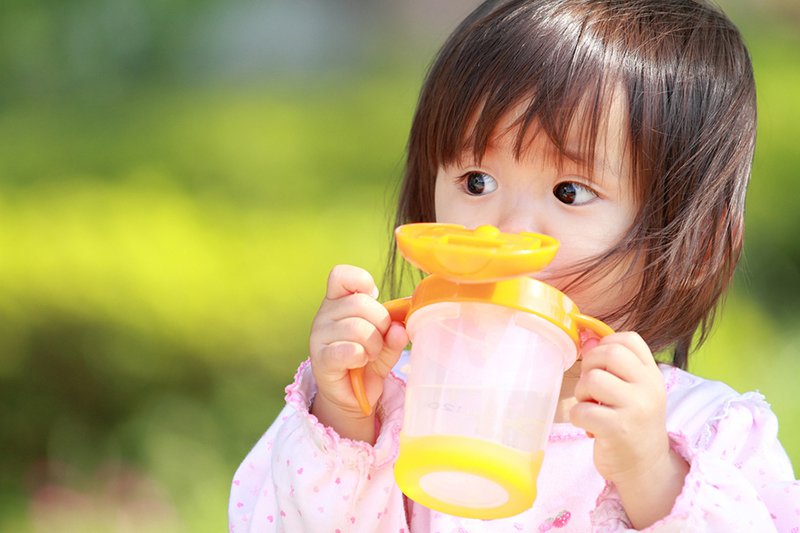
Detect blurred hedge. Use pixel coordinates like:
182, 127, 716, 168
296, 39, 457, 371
0, 78, 414, 531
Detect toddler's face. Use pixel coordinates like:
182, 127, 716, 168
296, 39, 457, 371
434, 95, 639, 321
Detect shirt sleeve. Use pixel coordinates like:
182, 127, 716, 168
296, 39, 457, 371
228, 359, 410, 532
591, 391, 800, 532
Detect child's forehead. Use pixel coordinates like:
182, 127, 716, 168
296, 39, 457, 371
453, 91, 631, 176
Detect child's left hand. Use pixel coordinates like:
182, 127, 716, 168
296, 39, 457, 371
569, 332, 673, 488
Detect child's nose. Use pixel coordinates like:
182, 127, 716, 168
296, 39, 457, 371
497, 204, 548, 236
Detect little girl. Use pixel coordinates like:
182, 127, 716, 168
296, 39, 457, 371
230, 0, 800, 531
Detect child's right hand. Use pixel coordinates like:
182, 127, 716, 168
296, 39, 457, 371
309, 265, 408, 441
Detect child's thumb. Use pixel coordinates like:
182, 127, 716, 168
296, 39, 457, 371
381, 322, 409, 364
580, 336, 600, 357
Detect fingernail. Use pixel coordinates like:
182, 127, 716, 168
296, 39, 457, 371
581, 337, 600, 354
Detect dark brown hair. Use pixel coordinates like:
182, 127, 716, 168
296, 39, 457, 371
386, 0, 755, 368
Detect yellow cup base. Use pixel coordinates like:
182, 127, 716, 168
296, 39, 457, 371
394, 435, 544, 519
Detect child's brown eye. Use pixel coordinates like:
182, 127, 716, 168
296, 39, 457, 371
462, 171, 498, 196
553, 181, 596, 205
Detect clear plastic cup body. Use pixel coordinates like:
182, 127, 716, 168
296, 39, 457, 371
401, 301, 576, 454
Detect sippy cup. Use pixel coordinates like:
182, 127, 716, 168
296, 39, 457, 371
350, 223, 612, 519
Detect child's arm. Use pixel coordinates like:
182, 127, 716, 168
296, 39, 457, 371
308, 265, 408, 443
570, 332, 687, 529
229, 359, 411, 531
572, 333, 800, 531
228, 265, 412, 531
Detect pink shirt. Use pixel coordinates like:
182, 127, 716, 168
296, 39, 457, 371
230, 357, 800, 532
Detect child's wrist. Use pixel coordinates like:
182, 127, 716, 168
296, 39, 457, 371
610, 447, 669, 490
612, 447, 689, 529
311, 393, 378, 444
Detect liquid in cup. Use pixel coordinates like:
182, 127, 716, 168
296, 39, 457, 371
394, 301, 578, 518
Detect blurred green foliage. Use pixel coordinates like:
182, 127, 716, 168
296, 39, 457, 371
0, 1, 798, 531
0, 79, 411, 531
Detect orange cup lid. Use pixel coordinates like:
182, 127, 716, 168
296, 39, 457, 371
393, 275, 613, 346
395, 223, 559, 283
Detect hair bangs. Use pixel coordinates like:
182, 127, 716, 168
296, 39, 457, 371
426, 1, 625, 177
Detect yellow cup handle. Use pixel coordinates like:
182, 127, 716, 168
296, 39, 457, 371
573, 313, 615, 341
349, 297, 412, 416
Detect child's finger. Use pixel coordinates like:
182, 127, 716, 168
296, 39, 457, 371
369, 322, 409, 378
325, 265, 379, 300
382, 322, 409, 359
321, 317, 385, 360
315, 341, 369, 374
574, 367, 631, 407
569, 400, 617, 438
580, 342, 642, 384
599, 332, 654, 368
579, 336, 600, 356
323, 292, 392, 335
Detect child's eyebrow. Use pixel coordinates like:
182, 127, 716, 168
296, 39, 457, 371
545, 142, 596, 173
560, 141, 623, 182
450, 138, 623, 183
450, 147, 485, 166
559, 145, 590, 166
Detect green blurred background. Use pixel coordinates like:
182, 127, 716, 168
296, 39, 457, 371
0, 1, 797, 531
